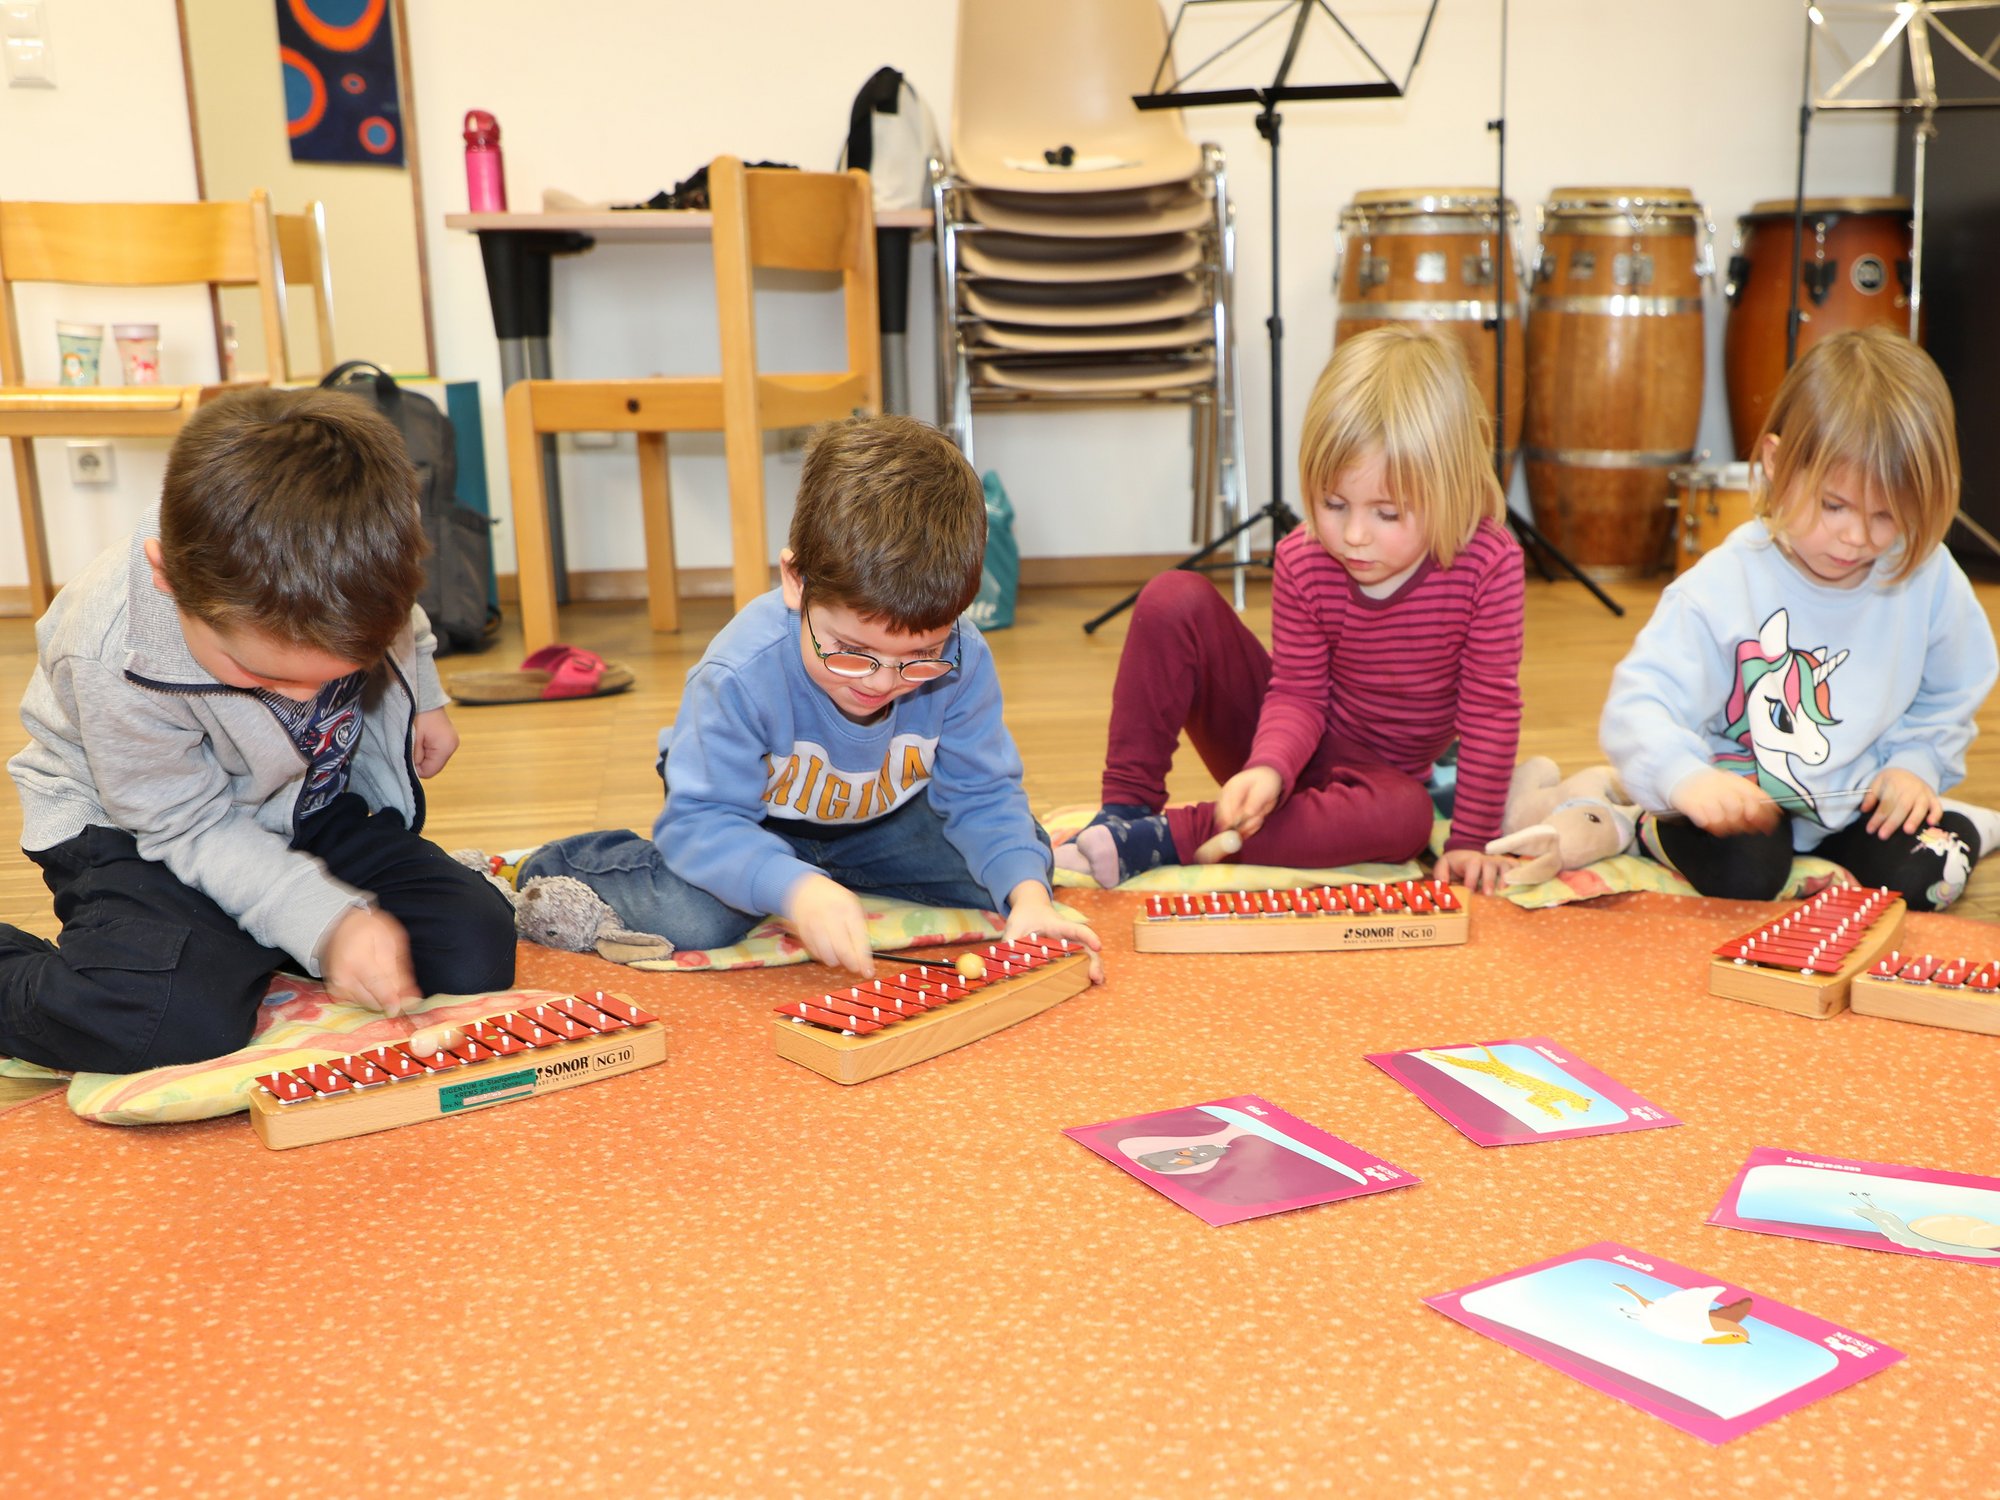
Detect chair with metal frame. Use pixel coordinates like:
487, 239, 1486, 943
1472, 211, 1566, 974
502, 156, 880, 652
934, 0, 1247, 578
0, 190, 284, 614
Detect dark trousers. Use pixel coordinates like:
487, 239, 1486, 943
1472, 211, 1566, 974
1099, 571, 1436, 867
1655, 810, 1982, 911
0, 794, 517, 1075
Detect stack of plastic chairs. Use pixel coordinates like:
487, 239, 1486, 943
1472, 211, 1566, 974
933, 0, 1246, 547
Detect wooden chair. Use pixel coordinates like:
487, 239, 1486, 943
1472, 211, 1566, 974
0, 191, 283, 613
275, 201, 336, 380
503, 156, 880, 651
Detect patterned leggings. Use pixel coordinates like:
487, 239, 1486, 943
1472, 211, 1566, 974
1652, 811, 1981, 911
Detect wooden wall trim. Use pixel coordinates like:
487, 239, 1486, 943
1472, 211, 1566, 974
0, 555, 1202, 619
487, 553, 1199, 606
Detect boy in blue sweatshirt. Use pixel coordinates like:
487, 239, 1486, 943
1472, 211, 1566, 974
519, 415, 1101, 978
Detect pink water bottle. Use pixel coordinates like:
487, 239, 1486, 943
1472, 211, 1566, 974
463, 110, 508, 213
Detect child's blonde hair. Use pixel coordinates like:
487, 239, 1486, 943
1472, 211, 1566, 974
1752, 326, 1958, 582
1298, 324, 1506, 566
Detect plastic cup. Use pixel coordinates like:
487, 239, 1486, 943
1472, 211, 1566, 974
112, 322, 161, 385
55, 321, 103, 386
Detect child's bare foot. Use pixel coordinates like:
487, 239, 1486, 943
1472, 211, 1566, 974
1053, 840, 1100, 880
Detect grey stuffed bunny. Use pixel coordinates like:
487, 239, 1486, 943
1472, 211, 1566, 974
453, 852, 673, 963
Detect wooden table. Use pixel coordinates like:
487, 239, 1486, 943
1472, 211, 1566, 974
445, 208, 932, 597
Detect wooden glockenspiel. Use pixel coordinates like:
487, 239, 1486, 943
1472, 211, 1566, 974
1850, 950, 2000, 1036
247, 991, 665, 1149
773, 937, 1092, 1085
1707, 886, 1905, 1018
1133, 879, 1469, 954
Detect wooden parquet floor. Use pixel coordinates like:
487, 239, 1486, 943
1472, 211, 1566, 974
1, 569, 1996, 935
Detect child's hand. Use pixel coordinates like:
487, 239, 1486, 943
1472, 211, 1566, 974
1671, 769, 1780, 836
785, 874, 875, 978
1434, 847, 1512, 895
412, 706, 460, 778
1003, 881, 1105, 983
1215, 765, 1284, 838
321, 906, 420, 1016
1861, 768, 1941, 838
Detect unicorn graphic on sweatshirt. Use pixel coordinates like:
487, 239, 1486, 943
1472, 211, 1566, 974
1916, 824, 1973, 908
1715, 609, 1848, 823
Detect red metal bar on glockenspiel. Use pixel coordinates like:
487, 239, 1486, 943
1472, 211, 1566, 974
1852, 947, 2000, 1035
245, 990, 666, 1150
1712, 886, 1896, 975
772, 937, 1092, 1085
1706, 887, 1906, 1019
775, 939, 1066, 1036
1135, 879, 1469, 954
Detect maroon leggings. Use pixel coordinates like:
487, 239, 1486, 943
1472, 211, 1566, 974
1101, 572, 1436, 867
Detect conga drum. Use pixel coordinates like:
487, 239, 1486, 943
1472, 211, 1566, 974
1723, 196, 1917, 457
1525, 187, 1710, 578
1669, 461, 1754, 576
1334, 189, 1526, 481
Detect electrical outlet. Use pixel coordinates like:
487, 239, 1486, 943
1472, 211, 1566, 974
68, 441, 114, 485
569, 430, 617, 450
2, 1, 54, 88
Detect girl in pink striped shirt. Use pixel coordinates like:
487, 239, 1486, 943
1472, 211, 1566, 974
1057, 326, 1526, 893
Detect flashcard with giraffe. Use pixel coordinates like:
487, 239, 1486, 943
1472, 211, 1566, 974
1425, 1242, 1903, 1444
1063, 1095, 1418, 1227
1364, 1036, 1679, 1146
1710, 1147, 2000, 1267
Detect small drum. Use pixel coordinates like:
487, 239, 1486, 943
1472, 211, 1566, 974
1723, 196, 1917, 458
1333, 189, 1527, 480
1670, 461, 1754, 576
1524, 187, 1711, 579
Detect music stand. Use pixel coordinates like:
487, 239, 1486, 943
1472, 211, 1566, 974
1792, 1, 2000, 562
1082, 0, 1436, 634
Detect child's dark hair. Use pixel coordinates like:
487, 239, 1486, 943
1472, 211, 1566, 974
787, 414, 985, 632
157, 387, 427, 663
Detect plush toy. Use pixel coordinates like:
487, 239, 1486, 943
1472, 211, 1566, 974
453, 852, 674, 963
1482, 756, 1641, 887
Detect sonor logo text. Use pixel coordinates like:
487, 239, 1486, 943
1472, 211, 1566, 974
536, 1056, 592, 1084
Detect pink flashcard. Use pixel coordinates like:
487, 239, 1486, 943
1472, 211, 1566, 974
1064, 1095, 1417, 1227
1709, 1146, 2000, 1267
1425, 1242, 1902, 1444
1364, 1035, 1678, 1146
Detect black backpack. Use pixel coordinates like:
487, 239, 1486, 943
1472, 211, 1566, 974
319, 361, 499, 655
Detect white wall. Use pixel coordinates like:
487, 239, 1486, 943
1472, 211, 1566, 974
0, 1, 1901, 593
400, 0, 962, 581
182, 0, 430, 379
0, 0, 204, 589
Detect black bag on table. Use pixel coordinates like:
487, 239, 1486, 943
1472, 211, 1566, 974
319, 361, 499, 655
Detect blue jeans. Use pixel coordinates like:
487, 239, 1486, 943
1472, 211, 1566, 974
520, 794, 1048, 951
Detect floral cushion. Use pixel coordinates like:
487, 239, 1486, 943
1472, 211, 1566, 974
0, 977, 584, 1126
1496, 853, 1853, 908
627, 897, 1008, 971
1041, 802, 1851, 909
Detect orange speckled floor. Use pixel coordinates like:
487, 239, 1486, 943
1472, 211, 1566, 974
2, 890, 1996, 1497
